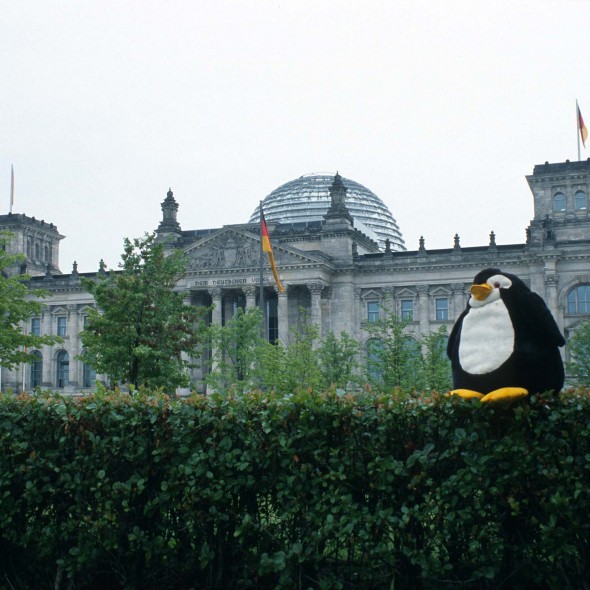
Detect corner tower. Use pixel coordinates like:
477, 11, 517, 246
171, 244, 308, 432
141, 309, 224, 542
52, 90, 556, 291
0, 213, 64, 276
526, 159, 590, 245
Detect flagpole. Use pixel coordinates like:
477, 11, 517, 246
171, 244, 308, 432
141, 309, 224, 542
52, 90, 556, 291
577, 100, 581, 161
259, 202, 265, 339
10, 165, 14, 213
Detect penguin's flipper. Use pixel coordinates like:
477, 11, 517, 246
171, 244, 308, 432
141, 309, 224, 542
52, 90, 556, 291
480, 387, 528, 404
518, 292, 566, 347
449, 389, 484, 400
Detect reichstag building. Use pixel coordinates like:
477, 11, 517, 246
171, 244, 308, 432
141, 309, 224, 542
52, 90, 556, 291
2, 159, 590, 393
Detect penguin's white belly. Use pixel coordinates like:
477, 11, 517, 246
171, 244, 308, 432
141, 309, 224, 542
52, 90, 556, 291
459, 299, 514, 374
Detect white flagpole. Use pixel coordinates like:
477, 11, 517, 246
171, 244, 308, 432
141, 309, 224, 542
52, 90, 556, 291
577, 100, 581, 161
10, 165, 14, 213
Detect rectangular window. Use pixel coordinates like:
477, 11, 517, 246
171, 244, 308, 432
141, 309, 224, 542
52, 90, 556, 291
57, 316, 67, 337
435, 298, 449, 321
400, 299, 413, 320
31, 317, 41, 336
367, 301, 380, 322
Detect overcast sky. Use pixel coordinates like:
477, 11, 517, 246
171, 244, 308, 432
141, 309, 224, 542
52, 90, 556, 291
1, 0, 589, 272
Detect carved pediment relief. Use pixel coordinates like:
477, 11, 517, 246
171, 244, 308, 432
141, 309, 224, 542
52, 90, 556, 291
185, 228, 324, 271
186, 231, 258, 270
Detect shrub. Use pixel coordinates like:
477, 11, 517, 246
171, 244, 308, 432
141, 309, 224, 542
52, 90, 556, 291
1, 388, 589, 589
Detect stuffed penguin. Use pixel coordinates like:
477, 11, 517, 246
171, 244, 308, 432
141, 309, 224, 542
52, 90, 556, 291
447, 268, 565, 403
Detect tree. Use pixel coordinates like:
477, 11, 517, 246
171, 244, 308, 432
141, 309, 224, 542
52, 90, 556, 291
418, 325, 452, 392
565, 320, 590, 385
79, 234, 207, 390
316, 331, 360, 390
0, 234, 62, 369
206, 307, 271, 394
259, 310, 324, 394
363, 311, 421, 393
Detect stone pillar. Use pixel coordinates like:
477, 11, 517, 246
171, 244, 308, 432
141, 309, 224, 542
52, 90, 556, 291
210, 288, 223, 326
545, 274, 559, 321
276, 286, 289, 344
417, 285, 430, 337
353, 288, 362, 340
382, 286, 395, 315
68, 305, 80, 388
451, 283, 466, 321
308, 283, 324, 337
41, 309, 53, 388
243, 286, 257, 309
208, 288, 223, 394
176, 295, 193, 397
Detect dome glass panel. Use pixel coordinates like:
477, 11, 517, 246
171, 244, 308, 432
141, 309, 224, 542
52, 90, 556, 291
249, 174, 405, 251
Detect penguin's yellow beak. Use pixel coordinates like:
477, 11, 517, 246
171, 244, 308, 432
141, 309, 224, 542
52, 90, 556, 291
471, 283, 493, 301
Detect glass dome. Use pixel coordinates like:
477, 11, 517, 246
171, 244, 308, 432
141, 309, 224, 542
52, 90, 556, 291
249, 173, 405, 251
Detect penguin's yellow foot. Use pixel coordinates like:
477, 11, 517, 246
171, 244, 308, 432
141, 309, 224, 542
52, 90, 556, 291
480, 387, 528, 404
449, 389, 484, 400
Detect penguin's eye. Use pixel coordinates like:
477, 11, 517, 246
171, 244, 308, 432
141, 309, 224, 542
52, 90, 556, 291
487, 274, 512, 290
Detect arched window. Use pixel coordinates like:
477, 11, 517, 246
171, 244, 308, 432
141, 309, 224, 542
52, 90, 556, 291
26, 239, 32, 257
35, 242, 40, 259
30, 351, 43, 389
575, 190, 587, 210
43, 244, 49, 262
567, 285, 590, 314
553, 192, 566, 212
56, 350, 69, 388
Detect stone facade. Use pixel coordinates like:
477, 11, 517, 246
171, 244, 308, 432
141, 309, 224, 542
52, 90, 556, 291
3, 159, 590, 393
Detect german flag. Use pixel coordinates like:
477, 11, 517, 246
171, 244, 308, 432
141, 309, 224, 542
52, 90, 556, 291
260, 207, 285, 293
578, 102, 588, 147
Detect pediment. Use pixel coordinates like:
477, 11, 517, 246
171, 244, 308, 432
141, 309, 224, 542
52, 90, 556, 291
397, 288, 416, 298
184, 227, 325, 271
361, 289, 382, 300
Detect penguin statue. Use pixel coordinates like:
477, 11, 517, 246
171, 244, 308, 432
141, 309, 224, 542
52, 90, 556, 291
447, 268, 565, 403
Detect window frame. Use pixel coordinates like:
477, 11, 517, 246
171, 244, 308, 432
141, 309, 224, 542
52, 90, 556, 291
567, 285, 590, 314
367, 301, 380, 323
400, 299, 414, 321
435, 297, 449, 321
56, 315, 67, 337
553, 191, 566, 212
31, 317, 41, 336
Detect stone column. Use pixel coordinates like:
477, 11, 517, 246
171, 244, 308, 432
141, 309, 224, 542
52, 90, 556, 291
67, 305, 80, 388
243, 286, 257, 309
308, 283, 324, 337
417, 285, 430, 337
352, 288, 362, 340
545, 274, 559, 322
451, 283, 466, 321
210, 288, 223, 326
382, 286, 395, 315
276, 286, 289, 344
41, 309, 53, 388
176, 295, 194, 397
208, 288, 223, 393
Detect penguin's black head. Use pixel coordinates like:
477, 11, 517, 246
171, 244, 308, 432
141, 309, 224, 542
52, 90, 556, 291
469, 267, 529, 307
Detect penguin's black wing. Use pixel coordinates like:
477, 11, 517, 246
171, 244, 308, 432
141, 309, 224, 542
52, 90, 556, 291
514, 291, 565, 347
447, 308, 469, 359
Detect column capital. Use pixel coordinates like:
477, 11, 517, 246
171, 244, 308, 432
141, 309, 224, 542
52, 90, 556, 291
417, 285, 430, 296
307, 282, 324, 295
208, 287, 223, 299
242, 286, 257, 297
275, 284, 289, 296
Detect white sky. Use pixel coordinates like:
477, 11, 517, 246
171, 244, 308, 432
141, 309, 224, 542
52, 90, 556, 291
1, 0, 589, 272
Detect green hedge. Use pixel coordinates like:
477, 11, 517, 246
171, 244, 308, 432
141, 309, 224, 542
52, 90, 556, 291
1, 389, 589, 590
